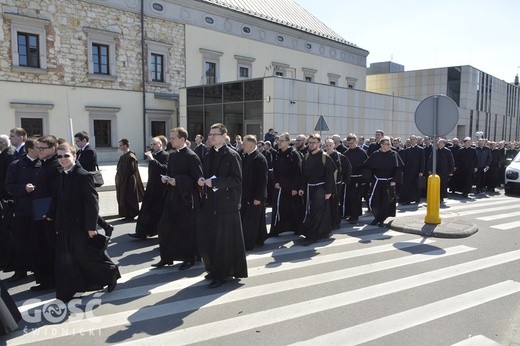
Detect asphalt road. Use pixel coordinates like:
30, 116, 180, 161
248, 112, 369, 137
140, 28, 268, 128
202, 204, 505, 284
2, 189, 520, 345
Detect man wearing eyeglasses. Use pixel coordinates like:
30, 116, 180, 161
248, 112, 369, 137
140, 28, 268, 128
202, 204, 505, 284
4, 138, 41, 282
29, 135, 60, 291
298, 133, 336, 245
198, 123, 247, 288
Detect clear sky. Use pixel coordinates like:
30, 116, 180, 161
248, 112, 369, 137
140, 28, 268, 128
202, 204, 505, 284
295, 0, 520, 83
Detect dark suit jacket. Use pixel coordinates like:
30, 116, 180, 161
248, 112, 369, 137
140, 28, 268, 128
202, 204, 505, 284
13, 145, 25, 161
242, 149, 268, 204
194, 144, 208, 162
50, 163, 99, 234
77, 144, 97, 172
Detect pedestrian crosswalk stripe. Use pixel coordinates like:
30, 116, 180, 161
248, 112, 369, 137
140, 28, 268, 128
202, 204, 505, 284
445, 204, 520, 218
7, 245, 471, 345
477, 211, 520, 221
115, 230, 407, 284
292, 281, 520, 346
395, 199, 514, 218
16, 237, 434, 311
11, 246, 520, 345
491, 220, 520, 230
451, 335, 501, 346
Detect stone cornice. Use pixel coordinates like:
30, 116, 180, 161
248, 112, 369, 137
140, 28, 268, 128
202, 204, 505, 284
80, 0, 368, 67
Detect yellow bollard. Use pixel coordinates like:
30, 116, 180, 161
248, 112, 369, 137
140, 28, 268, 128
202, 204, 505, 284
424, 174, 441, 224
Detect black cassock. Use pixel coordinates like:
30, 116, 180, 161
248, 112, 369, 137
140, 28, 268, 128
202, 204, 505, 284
329, 150, 351, 228
241, 150, 268, 250
427, 147, 455, 199
271, 148, 304, 236
344, 147, 368, 219
199, 145, 247, 280
157, 147, 202, 262
135, 149, 169, 237
364, 150, 404, 223
51, 164, 120, 302
454, 147, 478, 195
399, 145, 425, 204
0, 279, 21, 335
301, 150, 336, 240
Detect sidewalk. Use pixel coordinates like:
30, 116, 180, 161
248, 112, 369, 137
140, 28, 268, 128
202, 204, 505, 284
97, 162, 148, 219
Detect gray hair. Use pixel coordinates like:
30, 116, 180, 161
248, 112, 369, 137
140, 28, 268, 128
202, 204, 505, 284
0, 134, 10, 146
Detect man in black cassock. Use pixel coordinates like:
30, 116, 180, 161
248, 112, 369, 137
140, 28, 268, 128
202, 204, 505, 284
325, 138, 351, 229
344, 134, 368, 224
298, 134, 336, 245
30, 136, 61, 292
198, 123, 247, 288
453, 137, 478, 197
270, 132, 303, 237
332, 134, 348, 154
240, 135, 268, 250
50, 142, 119, 302
427, 138, 455, 202
448, 138, 461, 193
399, 135, 425, 205
364, 136, 404, 227
115, 138, 145, 221
130, 137, 169, 239
4, 139, 40, 283
154, 128, 202, 271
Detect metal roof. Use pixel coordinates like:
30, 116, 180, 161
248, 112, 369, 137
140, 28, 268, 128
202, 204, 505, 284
200, 0, 358, 47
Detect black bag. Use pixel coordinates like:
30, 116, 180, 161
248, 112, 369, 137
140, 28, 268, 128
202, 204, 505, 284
90, 165, 104, 187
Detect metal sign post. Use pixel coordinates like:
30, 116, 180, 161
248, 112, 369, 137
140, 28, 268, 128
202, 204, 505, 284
414, 94, 459, 224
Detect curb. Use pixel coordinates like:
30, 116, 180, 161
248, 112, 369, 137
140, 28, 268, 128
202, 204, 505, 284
388, 215, 478, 238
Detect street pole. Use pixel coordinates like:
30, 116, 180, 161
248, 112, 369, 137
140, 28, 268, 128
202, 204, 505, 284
425, 95, 441, 224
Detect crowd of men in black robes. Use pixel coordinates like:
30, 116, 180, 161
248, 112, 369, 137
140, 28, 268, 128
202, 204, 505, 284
0, 128, 119, 305
3, 123, 518, 309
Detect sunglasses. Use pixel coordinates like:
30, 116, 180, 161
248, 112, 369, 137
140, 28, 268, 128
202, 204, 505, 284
57, 154, 72, 159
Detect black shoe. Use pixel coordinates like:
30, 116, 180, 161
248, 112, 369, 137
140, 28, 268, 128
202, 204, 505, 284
128, 233, 146, 239
378, 221, 385, 227
104, 224, 114, 238
303, 238, 317, 246
151, 260, 173, 268
204, 273, 215, 280
267, 232, 279, 238
208, 278, 225, 288
30, 283, 54, 292
6, 271, 27, 283
370, 219, 378, 226
178, 261, 194, 271
107, 277, 117, 292
348, 217, 358, 224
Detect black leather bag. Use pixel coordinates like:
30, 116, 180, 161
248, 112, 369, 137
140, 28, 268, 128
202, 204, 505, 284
90, 165, 104, 187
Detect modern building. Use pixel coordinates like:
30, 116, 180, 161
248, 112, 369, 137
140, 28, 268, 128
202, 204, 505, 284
367, 64, 520, 142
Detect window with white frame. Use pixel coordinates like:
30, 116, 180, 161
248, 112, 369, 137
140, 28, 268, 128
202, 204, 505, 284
200, 48, 223, 85
146, 40, 170, 85
346, 77, 358, 89
84, 28, 120, 80
6, 13, 49, 72
272, 62, 289, 77
302, 68, 317, 82
235, 55, 255, 80
10, 102, 53, 137
328, 73, 340, 86
85, 106, 120, 148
